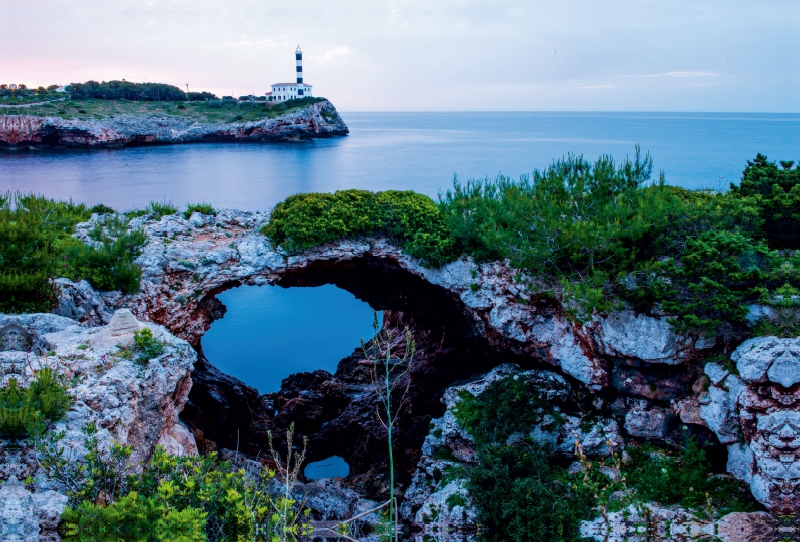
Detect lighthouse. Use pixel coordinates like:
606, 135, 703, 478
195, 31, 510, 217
267, 45, 313, 102
296, 45, 303, 84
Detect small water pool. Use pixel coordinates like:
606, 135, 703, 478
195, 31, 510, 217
201, 284, 379, 393
304, 455, 350, 480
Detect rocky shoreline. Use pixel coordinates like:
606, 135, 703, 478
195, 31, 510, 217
3, 207, 800, 539
0, 99, 348, 148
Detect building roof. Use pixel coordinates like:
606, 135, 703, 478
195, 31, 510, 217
270, 83, 312, 87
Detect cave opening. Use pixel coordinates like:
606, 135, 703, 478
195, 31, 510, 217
180, 255, 514, 497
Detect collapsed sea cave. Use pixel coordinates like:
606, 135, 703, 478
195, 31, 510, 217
179, 255, 512, 500
174, 252, 730, 503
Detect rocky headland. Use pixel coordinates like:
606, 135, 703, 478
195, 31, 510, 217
0, 99, 347, 148
4, 206, 800, 540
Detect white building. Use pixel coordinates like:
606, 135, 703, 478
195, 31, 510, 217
268, 46, 312, 102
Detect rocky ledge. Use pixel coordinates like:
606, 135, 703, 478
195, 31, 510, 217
0, 99, 348, 148
0, 310, 197, 537
40, 208, 800, 537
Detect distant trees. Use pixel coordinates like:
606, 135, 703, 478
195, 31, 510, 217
67, 80, 218, 102
186, 91, 218, 101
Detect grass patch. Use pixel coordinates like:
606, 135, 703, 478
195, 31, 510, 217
0, 96, 330, 124
183, 202, 216, 219
148, 200, 177, 220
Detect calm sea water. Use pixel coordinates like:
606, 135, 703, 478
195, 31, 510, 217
2, 112, 798, 395
2, 112, 798, 211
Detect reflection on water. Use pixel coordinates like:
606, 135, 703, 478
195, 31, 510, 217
304, 456, 350, 480
201, 284, 379, 393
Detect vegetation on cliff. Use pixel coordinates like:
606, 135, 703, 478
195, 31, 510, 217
0, 367, 72, 437
37, 419, 312, 542
1, 80, 332, 124
0, 194, 145, 313
0, 96, 329, 124
265, 151, 800, 339
262, 189, 455, 266
451, 374, 759, 541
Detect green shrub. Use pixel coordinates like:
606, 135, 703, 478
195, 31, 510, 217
452, 375, 760, 540
730, 154, 800, 249
148, 200, 178, 220
263, 189, 456, 266
453, 377, 555, 446
117, 327, 166, 364
0, 368, 72, 437
50, 425, 312, 542
440, 147, 682, 319
132, 327, 165, 364
0, 193, 147, 313
624, 438, 760, 513
445, 492, 467, 510
61, 492, 207, 542
182, 202, 216, 219
467, 443, 595, 542
89, 203, 116, 215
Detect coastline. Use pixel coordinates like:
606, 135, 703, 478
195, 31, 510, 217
0, 98, 348, 149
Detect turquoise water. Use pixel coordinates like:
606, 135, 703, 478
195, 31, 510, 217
201, 285, 378, 393
2, 112, 797, 393
304, 456, 350, 480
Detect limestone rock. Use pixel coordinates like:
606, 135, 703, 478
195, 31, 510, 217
691, 336, 800, 514
597, 309, 713, 364
53, 277, 112, 326
0, 476, 38, 541
581, 504, 778, 542
0, 312, 198, 527
624, 400, 673, 440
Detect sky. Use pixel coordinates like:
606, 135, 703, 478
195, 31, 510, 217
2, 0, 798, 112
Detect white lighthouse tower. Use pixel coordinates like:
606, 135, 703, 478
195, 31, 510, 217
296, 45, 303, 84
268, 45, 313, 102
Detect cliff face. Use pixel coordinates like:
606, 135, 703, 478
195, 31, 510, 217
52, 209, 800, 532
0, 100, 348, 148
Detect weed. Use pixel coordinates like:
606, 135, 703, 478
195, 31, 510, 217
182, 203, 216, 219
445, 492, 467, 511
148, 200, 178, 220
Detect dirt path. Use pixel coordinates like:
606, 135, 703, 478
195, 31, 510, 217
0, 98, 64, 109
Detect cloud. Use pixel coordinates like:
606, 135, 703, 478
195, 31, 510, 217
314, 47, 352, 62
578, 84, 616, 89
643, 71, 720, 77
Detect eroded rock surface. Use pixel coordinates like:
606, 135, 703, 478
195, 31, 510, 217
0, 100, 348, 148
0, 310, 197, 537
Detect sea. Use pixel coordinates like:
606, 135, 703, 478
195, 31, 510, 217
2, 112, 798, 396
